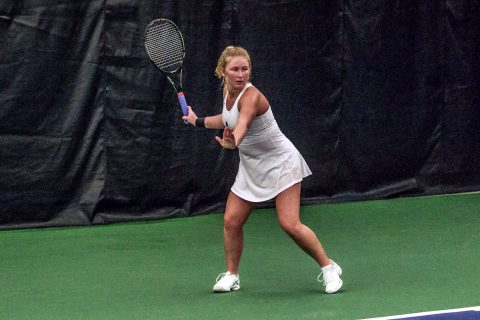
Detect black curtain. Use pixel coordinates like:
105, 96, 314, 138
1, 0, 479, 229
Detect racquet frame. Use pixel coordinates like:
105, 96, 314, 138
144, 18, 188, 120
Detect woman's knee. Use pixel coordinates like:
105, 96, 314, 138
278, 219, 301, 236
224, 213, 245, 232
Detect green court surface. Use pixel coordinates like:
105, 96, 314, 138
1, 193, 479, 320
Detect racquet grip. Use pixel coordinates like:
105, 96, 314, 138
177, 92, 189, 124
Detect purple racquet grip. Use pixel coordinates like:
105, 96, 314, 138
177, 92, 189, 124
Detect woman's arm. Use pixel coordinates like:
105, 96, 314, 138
216, 89, 260, 149
231, 93, 258, 146
204, 114, 224, 129
182, 107, 225, 129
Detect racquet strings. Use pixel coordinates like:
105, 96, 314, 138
145, 20, 185, 73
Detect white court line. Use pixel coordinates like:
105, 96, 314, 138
359, 306, 480, 320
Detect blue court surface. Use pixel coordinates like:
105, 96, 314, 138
362, 307, 480, 320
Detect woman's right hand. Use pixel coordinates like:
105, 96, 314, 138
182, 106, 198, 126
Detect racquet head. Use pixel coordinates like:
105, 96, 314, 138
144, 19, 185, 74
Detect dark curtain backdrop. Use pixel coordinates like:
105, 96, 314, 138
1, 0, 479, 229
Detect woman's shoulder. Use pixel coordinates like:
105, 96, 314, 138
240, 85, 261, 103
240, 84, 269, 113
243, 84, 263, 98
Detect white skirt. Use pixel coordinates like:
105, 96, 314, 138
231, 130, 312, 202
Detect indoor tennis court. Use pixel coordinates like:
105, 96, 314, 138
1, 1, 479, 319
2, 193, 479, 319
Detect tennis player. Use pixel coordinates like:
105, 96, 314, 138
182, 46, 343, 294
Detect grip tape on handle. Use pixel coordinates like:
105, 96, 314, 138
177, 92, 188, 124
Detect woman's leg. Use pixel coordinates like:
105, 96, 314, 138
275, 182, 331, 267
223, 191, 254, 274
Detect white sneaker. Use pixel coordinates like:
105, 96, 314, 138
318, 260, 343, 294
213, 272, 240, 292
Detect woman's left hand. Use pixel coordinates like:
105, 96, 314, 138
215, 126, 237, 149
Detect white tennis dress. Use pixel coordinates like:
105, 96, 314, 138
222, 83, 312, 202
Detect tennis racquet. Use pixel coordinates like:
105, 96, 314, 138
144, 18, 188, 121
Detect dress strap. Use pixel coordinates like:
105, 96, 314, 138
224, 82, 253, 109
234, 83, 253, 107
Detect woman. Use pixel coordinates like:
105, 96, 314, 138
182, 46, 343, 294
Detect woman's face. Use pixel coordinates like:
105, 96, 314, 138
222, 56, 250, 91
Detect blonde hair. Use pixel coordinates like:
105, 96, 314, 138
214, 46, 252, 84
